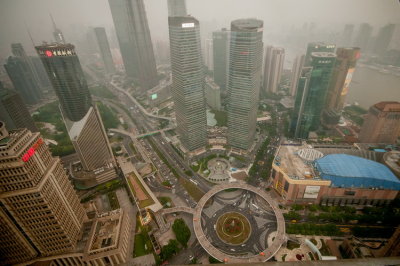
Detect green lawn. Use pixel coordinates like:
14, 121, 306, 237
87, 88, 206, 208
89, 85, 117, 100
179, 178, 204, 202
210, 109, 227, 127
126, 173, 155, 208
107, 191, 120, 210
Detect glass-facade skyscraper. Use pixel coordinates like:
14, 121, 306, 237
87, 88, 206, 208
227, 19, 263, 150
167, 0, 187, 17
36, 43, 116, 182
168, 16, 207, 151
94, 27, 116, 74
304, 42, 335, 66
292, 52, 336, 139
213, 28, 230, 95
108, 0, 158, 90
36, 43, 91, 122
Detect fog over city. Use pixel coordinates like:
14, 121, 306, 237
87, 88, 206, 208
0, 0, 399, 56
1, 0, 400, 265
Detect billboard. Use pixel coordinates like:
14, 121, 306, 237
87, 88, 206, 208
304, 186, 320, 199
341, 68, 355, 96
151, 93, 158, 100
182, 23, 194, 28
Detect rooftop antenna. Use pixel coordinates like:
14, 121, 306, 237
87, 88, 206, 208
49, 13, 58, 30
24, 21, 36, 47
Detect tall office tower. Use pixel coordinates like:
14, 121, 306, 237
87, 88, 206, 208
36, 43, 91, 122
0, 86, 38, 132
11, 43, 43, 92
4, 56, 42, 105
167, 0, 187, 17
50, 14, 66, 44
340, 24, 355, 46
168, 16, 207, 151
36, 43, 116, 182
227, 19, 263, 151
263, 46, 285, 94
373, 23, 396, 56
304, 42, 335, 66
204, 38, 214, 71
289, 54, 305, 97
292, 52, 336, 139
213, 28, 230, 94
94, 27, 116, 74
353, 23, 373, 52
0, 124, 86, 263
322, 47, 360, 127
108, 0, 158, 90
358, 102, 400, 144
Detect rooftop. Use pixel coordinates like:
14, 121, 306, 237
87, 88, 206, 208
373, 101, 400, 112
315, 154, 400, 190
231, 18, 263, 31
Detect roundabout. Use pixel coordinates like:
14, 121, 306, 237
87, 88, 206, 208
192, 182, 286, 263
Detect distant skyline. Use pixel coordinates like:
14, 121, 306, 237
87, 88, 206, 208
0, 0, 399, 56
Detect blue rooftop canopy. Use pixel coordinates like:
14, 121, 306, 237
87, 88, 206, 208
314, 154, 400, 190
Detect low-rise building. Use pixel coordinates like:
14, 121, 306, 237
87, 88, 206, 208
271, 143, 400, 206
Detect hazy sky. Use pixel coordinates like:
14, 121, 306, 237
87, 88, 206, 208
0, 0, 399, 56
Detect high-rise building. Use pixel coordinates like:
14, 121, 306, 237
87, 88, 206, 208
36, 43, 91, 122
292, 52, 336, 139
340, 24, 355, 47
289, 54, 305, 97
322, 47, 361, 127
108, 0, 158, 90
212, 28, 230, 94
304, 42, 335, 66
205, 77, 221, 111
0, 86, 37, 132
50, 14, 66, 44
0, 124, 86, 264
30, 56, 52, 89
353, 23, 373, 52
358, 102, 400, 144
11, 43, 43, 93
36, 43, 116, 183
263, 46, 285, 94
204, 38, 214, 71
373, 23, 396, 56
167, 0, 187, 17
169, 16, 207, 151
227, 19, 263, 150
4, 56, 42, 105
94, 27, 116, 74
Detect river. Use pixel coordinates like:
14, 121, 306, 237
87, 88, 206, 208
346, 66, 400, 109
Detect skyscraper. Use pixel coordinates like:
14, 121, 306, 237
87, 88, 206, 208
0, 86, 37, 132
289, 54, 305, 97
36, 43, 91, 122
4, 56, 42, 105
167, 0, 187, 17
0, 124, 86, 263
373, 23, 396, 56
94, 27, 116, 74
263, 46, 285, 95
227, 19, 263, 151
108, 0, 158, 90
213, 28, 230, 94
353, 23, 373, 52
168, 16, 207, 151
358, 102, 400, 144
204, 38, 214, 71
292, 52, 336, 139
304, 42, 335, 66
50, 14, 66, 44
36, 43, 116, 182
340, 24, 355, 47
322, 47, 360, 127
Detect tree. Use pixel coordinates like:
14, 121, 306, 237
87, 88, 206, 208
172, 218, 191, 248
161, 239, 180, 260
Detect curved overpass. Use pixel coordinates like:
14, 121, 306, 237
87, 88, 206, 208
192, 182, 285, 263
